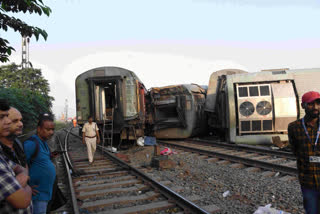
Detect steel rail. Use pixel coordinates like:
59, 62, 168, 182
67, 129, 210, 213
186, 138, 295, 159
63, 127, 75, 172
159, 140, 298, 176
69, 131, 296, 174
96, 144, 210, 214
57, 130, 80, 214
63, 128, 81, 139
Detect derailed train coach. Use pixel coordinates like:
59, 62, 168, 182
147, 84, 207, 139
75, 67, 146, 143
205, 68, 320, 145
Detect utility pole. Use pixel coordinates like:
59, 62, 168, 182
21, 36, 32, 68
64, 99, 68, 122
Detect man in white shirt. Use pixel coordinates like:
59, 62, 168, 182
82, 116, 100, 164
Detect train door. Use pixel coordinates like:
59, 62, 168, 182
104, 82, 116, 119
94, 82, 117, 121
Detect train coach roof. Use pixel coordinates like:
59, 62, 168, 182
286, 67, 320, 74
76, 66, 143, 83
222, 67, 320, 82
208, 69, 248, 80
150, 84, 207, 95
224, 68, 320, 77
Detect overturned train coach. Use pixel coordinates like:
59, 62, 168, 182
205, 68, 320, 145
147, 84, 207, 139
75, 67, 146, 144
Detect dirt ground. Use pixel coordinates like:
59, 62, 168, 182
120, 145, 156, 166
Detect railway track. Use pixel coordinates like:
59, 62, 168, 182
189, 138, 295, 159
158, 140, 298, 179
59, 128, 215, 214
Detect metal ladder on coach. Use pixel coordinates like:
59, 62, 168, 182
102, 108, 114, 152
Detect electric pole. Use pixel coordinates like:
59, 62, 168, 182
21, 36, 32, 68
64, 99, 68, 122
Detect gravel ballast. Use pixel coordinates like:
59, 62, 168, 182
122, 146, 304, 214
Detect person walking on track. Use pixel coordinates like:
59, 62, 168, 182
82, 116, 100, 164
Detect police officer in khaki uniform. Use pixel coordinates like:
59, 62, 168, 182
82, 116, 100, 164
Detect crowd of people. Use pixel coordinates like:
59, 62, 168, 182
0, 98, 99, 214
0, 99, 58, 214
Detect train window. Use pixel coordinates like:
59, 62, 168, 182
263, 120, 273, 130
238, 87, 248, 97
260, 85, 270, 96
241, 121, 250, 131
125, 77, 138, 117
249, 86, 259, 96
252, 120, 261, 131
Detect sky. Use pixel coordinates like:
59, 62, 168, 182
1, 0, 320, 118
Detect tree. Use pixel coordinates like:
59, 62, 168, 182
0, 0, 51, 62
0, 87, 51, 132
0, 63, 54, 109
